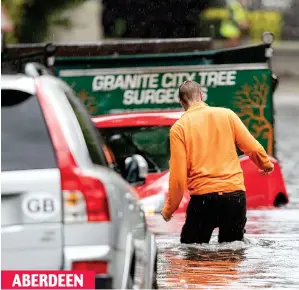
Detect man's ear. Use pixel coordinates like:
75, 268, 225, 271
180, 100, 187, 111
199, 91, 203, 101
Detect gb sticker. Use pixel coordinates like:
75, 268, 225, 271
22, 193, 59, 220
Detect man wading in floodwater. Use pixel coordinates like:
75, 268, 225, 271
161, 80, 274, 243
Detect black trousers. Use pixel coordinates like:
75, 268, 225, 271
180, 191, 247, 244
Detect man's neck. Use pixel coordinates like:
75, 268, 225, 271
186, 100, 203, 111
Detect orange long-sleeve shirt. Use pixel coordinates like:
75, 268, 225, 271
162, 102, 273, 218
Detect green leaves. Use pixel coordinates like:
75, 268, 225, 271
2, 0, 87, 43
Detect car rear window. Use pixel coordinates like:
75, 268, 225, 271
63, 88, 108, 167
1, 89, 57, 171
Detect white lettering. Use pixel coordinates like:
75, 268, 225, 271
218, 71, 227, 86
58, 274, 65, 287
12, 275, 22, 287
135, 90, 145, 105
74, 274, 83, 287
105, 75, 115, 90
176, 73, 185, 85
92, 70, 237, 98
122, 89, 179, 105
93, 74, 159, 91
207, 72, 218, 87
139, 74, 150, 88
201, 87, 208, 101
114, 75, 125, 89
66, 274, 73, 287
165, 88, 177, 103
198, 71, 236, 87
155, 90, 164, 104
48, 274, 57, 287
39, 274, 48, 287
161, 73, 174, 88
125, 74, 138, 89
23, 274, 31, 287
31, 274, 39, 287
123, 90, 135, 105
93, 75, 116, 91
143, 89, 156, 104
188, 72, 196, 81
198, 72, 208, 86
198, 72, 208, 87
227, 71, 237, 85
92, 75, 104, 91
161, 72, 196, 88
148, 74, 159, 88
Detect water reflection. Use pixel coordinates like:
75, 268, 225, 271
148, 80, 299, 289
149, 210, 299, 289
163, 246, 246, 289
148, 206, 299, 289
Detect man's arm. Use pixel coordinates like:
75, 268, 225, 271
229, 110, 274, 171
161, 126, 187, 220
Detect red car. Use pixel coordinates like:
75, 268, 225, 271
93, 110, 289, 214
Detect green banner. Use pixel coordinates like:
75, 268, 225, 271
58, 64, 274, 155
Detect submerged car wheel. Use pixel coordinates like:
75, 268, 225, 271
274, 193, 288, 207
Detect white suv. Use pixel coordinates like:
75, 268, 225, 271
1, 67, 157, 289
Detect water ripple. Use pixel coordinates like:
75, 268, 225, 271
149, 80, 299, 289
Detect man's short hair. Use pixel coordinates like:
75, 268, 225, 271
178, 80, 202, 103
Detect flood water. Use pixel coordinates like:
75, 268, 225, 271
148, 78, 299, 289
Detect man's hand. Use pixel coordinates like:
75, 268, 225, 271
160, 211, 172, 222
259, 163, 274, 175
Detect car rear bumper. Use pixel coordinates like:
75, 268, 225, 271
65, 245, 114, 288
64, 244, 111, 269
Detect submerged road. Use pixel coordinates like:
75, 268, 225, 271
148, 77, 299, 289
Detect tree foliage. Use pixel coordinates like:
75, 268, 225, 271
102, 0, 216, 38
2, 0, 87, 43
2, 0, 224, 43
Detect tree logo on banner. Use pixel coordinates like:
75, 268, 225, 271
234, 74, 273, 156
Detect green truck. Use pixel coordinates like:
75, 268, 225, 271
2, 32, 289, 210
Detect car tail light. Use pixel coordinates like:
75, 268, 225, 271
72, 261, 108, 275
61, 161, 110, 223
35, 81, 110, 223
62, 178, 110, 223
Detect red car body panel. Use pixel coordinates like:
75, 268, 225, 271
93, 111, 288, 211
92, 110, 184, 128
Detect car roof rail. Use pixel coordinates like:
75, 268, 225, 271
24, 62, 54, 77
1, 43, 56, 75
